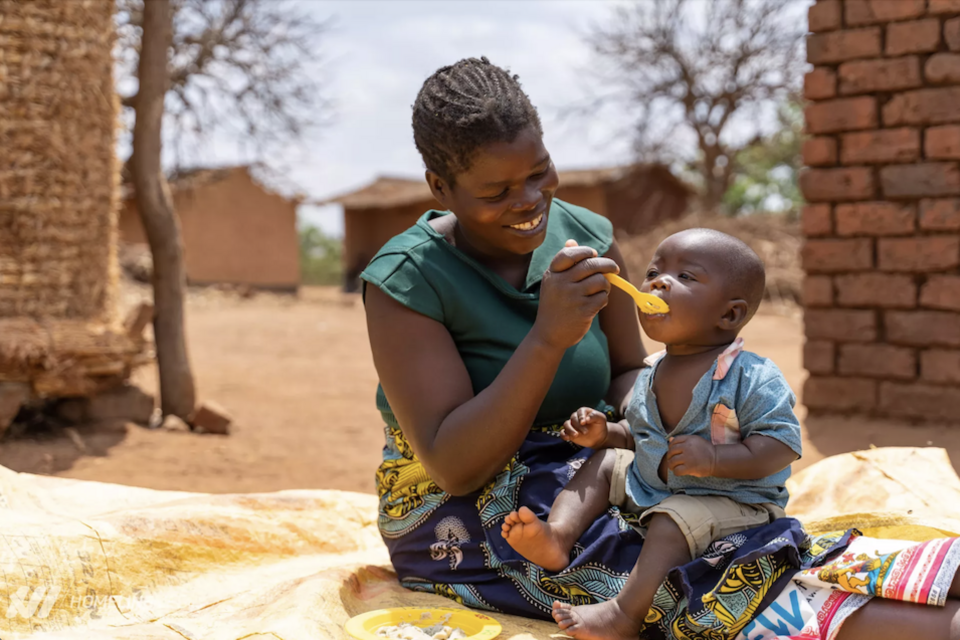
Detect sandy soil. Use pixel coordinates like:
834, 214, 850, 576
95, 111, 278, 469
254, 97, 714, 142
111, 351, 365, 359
2, 286, 958, 495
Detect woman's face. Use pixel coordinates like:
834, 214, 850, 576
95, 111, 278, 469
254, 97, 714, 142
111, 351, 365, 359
427, 126, 559, 257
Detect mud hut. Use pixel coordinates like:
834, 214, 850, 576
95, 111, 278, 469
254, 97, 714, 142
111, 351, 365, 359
329, 164, 691, 291
119, 166, 301, 292
0, 2, 144, 419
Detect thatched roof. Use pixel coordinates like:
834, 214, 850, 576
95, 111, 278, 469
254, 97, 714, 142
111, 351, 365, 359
325, 165, 677, 210
120, 164, 303, 206
120, 164, 245, 200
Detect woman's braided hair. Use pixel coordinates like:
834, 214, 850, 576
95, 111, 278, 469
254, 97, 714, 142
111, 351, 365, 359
412, 57, 543, 185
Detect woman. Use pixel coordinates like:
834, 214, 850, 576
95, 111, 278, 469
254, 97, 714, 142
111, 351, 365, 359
362, 57, 960, 640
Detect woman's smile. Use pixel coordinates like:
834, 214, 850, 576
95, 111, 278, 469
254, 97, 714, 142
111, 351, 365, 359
505, 210, 547, 235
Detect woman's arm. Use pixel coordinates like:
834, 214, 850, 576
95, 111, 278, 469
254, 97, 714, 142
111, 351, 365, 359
366, 245, 619, 497
599, 240, 648, 418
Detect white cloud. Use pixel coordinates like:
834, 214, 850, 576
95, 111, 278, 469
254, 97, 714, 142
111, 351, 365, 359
185, 0, 809, 237
291, 0, 633, 236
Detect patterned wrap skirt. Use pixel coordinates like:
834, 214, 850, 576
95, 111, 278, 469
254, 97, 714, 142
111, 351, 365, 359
376, 422, 960, 639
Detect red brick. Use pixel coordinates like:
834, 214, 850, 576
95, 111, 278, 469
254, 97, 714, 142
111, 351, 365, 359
802, 137, 838, 166
880, 163, 960, 199
807, 97, 878, 134
804, 376, 877, 411
921, 349, 960, 383
846, 0, 926, 25
804, 276, 834, 307
839, 344, 916, 379
884, 88, 960, 126
920, 274, 960, 311
878, 236, 960, 271
802, 239, 873, 273
835, 202, 916, 236
802, 204, 833, 237
804, 341, 836, 374
925, 126, 960, 160
800, 167, 876, 202
835, 272, 917, 308
886, 310, 960, 346
920, 198, 960, 230
805, 309, 877, 341
804, 68, 837, 101
926, 53, 960, 85
840, 128, 920, 165
808, 28, 882, 65
946, 18, 960, 52
930, 0, 960, 14
886, 19, 943, 56
839, 57, 922, 95
878, 381, 960, 422
809, 0, 842, 32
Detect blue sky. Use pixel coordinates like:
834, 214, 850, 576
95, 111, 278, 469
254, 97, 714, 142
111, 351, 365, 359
271, 0, 635, 237
184, 0, 811, 237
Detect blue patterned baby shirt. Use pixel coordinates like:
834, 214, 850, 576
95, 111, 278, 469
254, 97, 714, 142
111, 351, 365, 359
623, 338, 802, 510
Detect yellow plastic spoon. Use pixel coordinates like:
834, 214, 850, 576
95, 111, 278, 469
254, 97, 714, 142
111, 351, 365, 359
604, 273, 670, 315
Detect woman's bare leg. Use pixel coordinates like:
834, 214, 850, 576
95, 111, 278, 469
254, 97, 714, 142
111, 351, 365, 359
835, 599, 960, 640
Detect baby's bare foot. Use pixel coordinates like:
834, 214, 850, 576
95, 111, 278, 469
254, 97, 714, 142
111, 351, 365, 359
551, 600, 643, 640
500, 507, 570, 572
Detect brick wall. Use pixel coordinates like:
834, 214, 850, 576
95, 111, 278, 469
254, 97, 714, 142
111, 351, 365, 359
802, 0, 960, 423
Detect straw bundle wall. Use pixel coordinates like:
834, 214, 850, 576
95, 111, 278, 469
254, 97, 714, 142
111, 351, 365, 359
0, 0, 119, 322
0, 2, 144, 397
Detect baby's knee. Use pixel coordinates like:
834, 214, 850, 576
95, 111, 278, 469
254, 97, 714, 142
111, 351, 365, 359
644, 513, 689, 551
582, 447, 626, 481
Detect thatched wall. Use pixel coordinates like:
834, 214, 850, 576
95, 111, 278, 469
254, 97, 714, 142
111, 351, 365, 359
0, 0, 118, 319
0, 1, 142, 397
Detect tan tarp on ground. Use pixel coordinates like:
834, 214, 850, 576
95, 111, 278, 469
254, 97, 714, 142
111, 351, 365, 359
1, 447, 959, 640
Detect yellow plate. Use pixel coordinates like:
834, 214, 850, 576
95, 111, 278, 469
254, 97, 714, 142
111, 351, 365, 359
604, 273, 670, 315
345, 607, 502, 640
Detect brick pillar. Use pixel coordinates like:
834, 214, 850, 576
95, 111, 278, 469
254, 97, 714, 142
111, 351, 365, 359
802, 0, 960, 423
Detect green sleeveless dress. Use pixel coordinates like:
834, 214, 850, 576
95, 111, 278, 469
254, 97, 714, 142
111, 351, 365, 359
360, 199, 643, 617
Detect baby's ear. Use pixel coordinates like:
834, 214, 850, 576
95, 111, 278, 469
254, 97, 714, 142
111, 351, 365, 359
718, 299, 749, 332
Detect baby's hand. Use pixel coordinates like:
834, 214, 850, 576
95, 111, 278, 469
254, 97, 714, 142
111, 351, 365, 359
561, 407, 608, 449
666, 435, 717, 477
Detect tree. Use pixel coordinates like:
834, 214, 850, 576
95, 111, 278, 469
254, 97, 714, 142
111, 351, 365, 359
299, 226, 343, 287
118, 0, 329, 420
129, 0, 195, 421
722, 99, 804, 217
587, 0, 806, 212
116, 0, 329, 174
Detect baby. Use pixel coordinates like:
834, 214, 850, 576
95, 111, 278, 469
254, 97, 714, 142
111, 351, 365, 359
501, 229, 802, 640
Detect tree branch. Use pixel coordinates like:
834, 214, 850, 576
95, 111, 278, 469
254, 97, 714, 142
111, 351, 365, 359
585, 0, 805, 212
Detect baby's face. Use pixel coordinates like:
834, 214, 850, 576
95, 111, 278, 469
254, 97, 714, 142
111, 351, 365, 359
638, 234, 735, 346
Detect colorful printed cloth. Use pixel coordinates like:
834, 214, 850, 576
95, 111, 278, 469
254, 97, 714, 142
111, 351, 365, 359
377, 415, 646, 619
378, 415, 960, 637
739, 532, 960, 640
639, 517, 960, 640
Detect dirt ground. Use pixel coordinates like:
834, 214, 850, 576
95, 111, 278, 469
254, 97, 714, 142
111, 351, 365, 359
3, 286, 960, 495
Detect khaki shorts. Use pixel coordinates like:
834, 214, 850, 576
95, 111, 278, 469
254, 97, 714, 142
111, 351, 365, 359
608, 448, 786, 559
